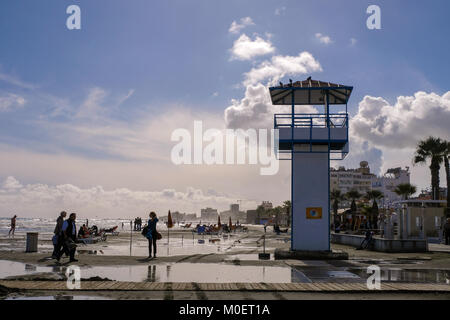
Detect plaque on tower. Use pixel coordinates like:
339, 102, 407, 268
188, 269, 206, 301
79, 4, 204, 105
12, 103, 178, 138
306, 207, 323, 219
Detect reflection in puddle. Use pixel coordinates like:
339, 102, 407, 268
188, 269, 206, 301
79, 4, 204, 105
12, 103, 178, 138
0, 260, 54, 279
226, 254, 275, 261
348, 268, 450, 284
80, 263, 292, 283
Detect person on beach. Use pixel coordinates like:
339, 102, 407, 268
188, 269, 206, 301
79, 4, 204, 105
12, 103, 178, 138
146, 211, 159, 259
58, 213, 78, 262
8, 215, 17, 238
444, 218, 450, 245
52, 211, 67, 259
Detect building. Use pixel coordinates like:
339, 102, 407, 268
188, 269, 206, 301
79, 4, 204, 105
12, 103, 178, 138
200, 207, 218, 222
330, 161, 375, 195
220, 204, 246, 223
372, 167, 410, 208
331, 161, 411, 208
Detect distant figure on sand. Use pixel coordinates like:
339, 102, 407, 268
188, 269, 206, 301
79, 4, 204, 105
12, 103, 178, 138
57, 213, 78, 262
8, 215, 17, 238
146, 212, 159, 259
444, 218, 450, 245
52, 211, 67, 259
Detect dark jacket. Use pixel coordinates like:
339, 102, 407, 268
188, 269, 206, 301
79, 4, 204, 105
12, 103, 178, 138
146, 218, 158, 239
54, 216, 64, 235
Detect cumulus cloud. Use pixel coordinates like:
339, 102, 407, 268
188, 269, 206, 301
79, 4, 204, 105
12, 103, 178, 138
0, 176, 249, 218
230, 34, 275, 61
0, 93, 26, 111
243, 52, 322, 86
315, 33, 333, 45
336, 140, 384, 175
351, 91, 450, 149
224, 83, 317, 129
228, 17, 255, 34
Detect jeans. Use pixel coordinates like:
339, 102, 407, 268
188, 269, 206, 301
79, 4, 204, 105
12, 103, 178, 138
148, 235, 157, 257
52, 235, 64, 257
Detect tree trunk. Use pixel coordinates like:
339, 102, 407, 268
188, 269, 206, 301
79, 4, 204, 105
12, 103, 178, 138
430, 158, 440, 200
445, 156, 450, 214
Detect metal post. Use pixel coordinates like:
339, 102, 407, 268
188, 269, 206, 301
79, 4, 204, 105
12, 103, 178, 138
401, 204, 406, 239
421, 202, 426, 239
129, 220, 132, 256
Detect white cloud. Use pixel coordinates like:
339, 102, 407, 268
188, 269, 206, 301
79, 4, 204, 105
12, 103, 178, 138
75, 87, 108, 119
224, 83, 317, 129
315, 33, 333, 45
2, 176, 23, 190
350, 38, 357, 46
0, 93, 26, 111
228, 17, 255, 34
0, 176, 251, 218
230, 34, 275, 61
351, 91, 450, 149
243, 52, 322, 86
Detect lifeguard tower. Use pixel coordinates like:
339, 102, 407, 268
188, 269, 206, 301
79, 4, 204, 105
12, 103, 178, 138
270, 78, 353, 255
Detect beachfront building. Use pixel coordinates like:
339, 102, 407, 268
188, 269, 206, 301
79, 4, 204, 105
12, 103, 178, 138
330, 161, 411, 209
330, 161, 375, 195
220, 204, 246, 223
200, 207, 218, 222
371, 167, 411, 208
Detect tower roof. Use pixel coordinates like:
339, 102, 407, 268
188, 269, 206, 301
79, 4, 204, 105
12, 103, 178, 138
269, 78, 353, 105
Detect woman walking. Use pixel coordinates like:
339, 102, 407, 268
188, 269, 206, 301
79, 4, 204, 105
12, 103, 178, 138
146, 211, 159, 260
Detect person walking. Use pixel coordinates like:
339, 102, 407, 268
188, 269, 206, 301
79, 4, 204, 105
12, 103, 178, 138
58, 213, 78, 262
146, 212, 159, 260
444, 218, 450, 245
8, 215, 17, 238
52, 211, 67, 259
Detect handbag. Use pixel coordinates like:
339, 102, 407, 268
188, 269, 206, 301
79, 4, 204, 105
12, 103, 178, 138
156, 232, 162, 240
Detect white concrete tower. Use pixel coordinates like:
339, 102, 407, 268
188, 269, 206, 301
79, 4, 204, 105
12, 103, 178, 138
270, 78, 353, 251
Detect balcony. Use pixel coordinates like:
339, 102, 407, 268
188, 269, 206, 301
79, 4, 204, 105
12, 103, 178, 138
274, 113, 349, 159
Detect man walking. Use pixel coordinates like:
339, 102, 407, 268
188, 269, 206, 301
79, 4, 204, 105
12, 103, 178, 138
58, 213, 78, 262
52, 211, 67, 259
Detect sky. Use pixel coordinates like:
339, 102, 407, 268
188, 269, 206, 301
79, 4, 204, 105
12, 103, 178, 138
0, 0, 449, 218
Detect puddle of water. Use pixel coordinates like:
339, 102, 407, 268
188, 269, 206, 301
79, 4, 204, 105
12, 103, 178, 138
348, 268, 450, 284
352, 259, 424, 265
0, 260, 55, 279
296, 268, 361, 281
80, 263, 292, 283
225, 254, 275, 261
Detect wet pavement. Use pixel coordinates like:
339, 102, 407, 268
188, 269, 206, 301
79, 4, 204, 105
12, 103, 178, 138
1, 259, 449, 285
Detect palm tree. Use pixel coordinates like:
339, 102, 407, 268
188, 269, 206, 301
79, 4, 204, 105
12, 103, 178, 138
330, 189, 346, 223
444, 141, 450, 215
365, 190, 384, 228
413, 137, 447, 200
346, 189, 362, 230
346, 189, 362, 212
394, 183, 417, 200
282, 200, 291, 227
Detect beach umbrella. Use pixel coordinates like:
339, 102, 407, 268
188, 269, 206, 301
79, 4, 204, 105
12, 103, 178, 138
167, 210, 174, 228
217, 215, 221, 227
167, 210, 174, 255
229, 217, 232, 230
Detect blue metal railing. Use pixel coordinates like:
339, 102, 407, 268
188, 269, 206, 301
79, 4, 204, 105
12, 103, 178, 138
274, 113, 348, 129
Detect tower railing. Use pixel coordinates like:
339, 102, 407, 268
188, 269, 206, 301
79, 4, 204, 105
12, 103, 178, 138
274, 113, 348, 129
